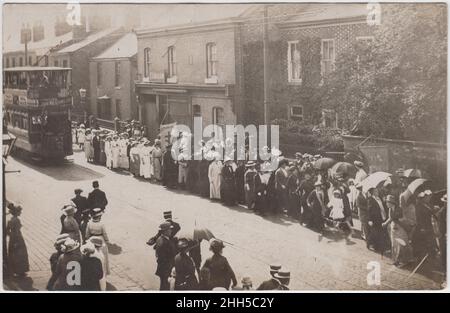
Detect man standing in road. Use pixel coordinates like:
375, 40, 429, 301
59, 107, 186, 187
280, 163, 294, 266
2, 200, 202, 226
147, 211, 181, 246
154, 222, 176, 290
71, 188, 88, 225
92, 130, 101, 164
87, 181, 108, 212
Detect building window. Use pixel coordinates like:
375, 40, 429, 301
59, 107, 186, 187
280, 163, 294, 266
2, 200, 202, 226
212, 107, 225, 125
115, 61, 121, 87
97, 62, 102, 86
63, 59, 68, 67
168, 46, 176, 77
19, 57, 23, 67
115, 99, 121, 119
287, 41, 301, 82
193, 104, 201, 117
206, 43, 218, 78
98, 100, 112, 120
6, 58, 9, 68
44, 56, 49, 66
28, 56, 32, 66
290, 105, 303, 121
12, 58, 16, 67
321, 39, 335, 77
144, 48, 151, 78
322, 109, 339, 128
54, 60, 59, 67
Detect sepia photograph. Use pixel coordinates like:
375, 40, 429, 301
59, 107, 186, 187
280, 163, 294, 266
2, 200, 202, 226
1, 1, 447, 294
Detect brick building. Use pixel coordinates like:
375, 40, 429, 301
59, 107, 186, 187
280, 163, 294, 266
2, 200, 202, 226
239, 3, 376, 126
89, 33, 138, 122
134, 18, 246, 140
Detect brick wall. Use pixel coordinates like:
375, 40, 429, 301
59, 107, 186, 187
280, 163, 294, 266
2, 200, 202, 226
89, 58, 137, 121
137, 27, 237, 85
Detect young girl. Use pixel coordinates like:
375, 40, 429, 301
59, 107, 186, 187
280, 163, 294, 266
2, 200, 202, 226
327, 189, 353, 243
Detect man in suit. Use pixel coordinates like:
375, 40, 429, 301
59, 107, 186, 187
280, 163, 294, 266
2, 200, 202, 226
154, 222, 176, 290
71, 188, 88, 225
147, 211, 181, 246
367, 188, 389, 253
87, 181, 108, 212
274, 268, 290, 290
257, 264, 282, 290
355, 183, 369, 241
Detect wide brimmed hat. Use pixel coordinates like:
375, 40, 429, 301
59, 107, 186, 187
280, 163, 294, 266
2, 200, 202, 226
354, 161, 364, 168
295, 152, 302, 157
273, 268, 290, 280
314, 180, 324, 187
269, 263, 282, 274
418, 189, 432, 198
209, 238, 225, 250
159, 222, 174, 231
333, 189, 342, 196
81, 242, 96, 255
241, 277, 252, 286
62, 204, 76, 216
91, 208, 103, 218
74, 188, 83, 194
55, 233, 71, 247
177, 238, 189, 249
441, 194, 447, 203
245, 161, 256, 168
63, 238, 80, 253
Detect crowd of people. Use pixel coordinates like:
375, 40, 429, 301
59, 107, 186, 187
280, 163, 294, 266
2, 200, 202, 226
4, 123, 446, 290
73, 123, 447, 272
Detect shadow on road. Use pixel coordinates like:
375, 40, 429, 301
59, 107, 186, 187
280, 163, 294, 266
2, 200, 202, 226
106, 282, 118, 291
13, 157, 105, 181
3, 275, 38, 291
108, 242, 123, 255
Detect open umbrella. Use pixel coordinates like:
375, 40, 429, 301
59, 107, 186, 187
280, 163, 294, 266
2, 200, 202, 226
313, 157, 336, 170
330, 162, 357, 179
403, 169, 422, 179
407, 178, 429, 194
177, 225, 215, 243
361, 172, 392, 193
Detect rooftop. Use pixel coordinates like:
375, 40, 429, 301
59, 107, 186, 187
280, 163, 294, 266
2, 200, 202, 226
93, 33, 137, 60
3, 31, 73, 55
56, 28, 121, 54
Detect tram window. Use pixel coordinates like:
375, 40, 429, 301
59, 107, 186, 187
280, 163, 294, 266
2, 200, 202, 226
12, 58, 16, 67
63, 59, 68, 67
19, 57, 23, 66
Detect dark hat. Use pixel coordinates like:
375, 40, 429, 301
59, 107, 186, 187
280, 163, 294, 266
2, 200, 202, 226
74, 188, 83, 194
159, 222, 174, 231
269, 263, 282, 275
177, 238, 189, 249
209, 238, 225, 250
92, 180, 99, 188
163, 211, 172, 220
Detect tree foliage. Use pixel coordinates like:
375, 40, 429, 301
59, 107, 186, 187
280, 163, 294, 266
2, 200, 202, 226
321, 3, 447, 142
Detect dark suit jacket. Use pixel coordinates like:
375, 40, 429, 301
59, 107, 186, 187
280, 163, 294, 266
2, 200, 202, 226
71, 195, 88, 223
87, 188, 108, 210
154, 235, 176, 277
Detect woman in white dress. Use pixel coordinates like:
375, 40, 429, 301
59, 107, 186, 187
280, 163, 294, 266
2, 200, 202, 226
118, 134, 130, 170
77, 125, 85, 149
152, 139, 163, 181
208, 156, 223, 200
84, 130, 93, 162
85, 209, 110, 290
105, 137, 112, 169
111, 135, 120, 170
142, 141, 152, 179
139, 140, 146, 177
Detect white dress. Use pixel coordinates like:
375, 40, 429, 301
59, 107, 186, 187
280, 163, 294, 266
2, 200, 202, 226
105, 141, 112, 169
77, 129, 85, 144
142, 146, 152, 179
111, 141, 120, 169
118, 139, 130, 169
208, 161, 222, 199
139, 145, 146, 177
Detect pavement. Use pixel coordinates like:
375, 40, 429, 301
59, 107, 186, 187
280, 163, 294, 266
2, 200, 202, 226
2, 148, 445, 291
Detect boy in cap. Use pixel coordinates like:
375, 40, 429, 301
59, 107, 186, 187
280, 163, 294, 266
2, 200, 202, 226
257, 264, 282, 290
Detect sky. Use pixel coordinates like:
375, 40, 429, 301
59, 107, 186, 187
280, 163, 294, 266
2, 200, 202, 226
2, 3, 255, 51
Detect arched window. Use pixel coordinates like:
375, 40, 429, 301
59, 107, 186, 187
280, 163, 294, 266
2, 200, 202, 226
144, 47, 151, 78
206, 42, 217, 78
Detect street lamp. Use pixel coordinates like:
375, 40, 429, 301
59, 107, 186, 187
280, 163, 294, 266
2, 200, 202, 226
3, 131, 16, 278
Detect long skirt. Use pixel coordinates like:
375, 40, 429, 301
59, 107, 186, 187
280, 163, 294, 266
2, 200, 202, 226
390, 222, 413, 264
153, 158, 162, 180
8, 233, 30, 275
130, 154, 140, 176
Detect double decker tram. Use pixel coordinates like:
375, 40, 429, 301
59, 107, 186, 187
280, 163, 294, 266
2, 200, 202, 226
3, 67, 73, 161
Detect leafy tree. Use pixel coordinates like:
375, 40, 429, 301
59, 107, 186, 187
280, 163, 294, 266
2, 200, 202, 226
322, 3, 447, 142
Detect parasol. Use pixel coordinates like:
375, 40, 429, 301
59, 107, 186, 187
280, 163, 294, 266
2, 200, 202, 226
313, 157, 336, 170
177, 225, 215, 243
403, 169, 422, 179
407, 178, 429, 194
330, 162, 357, 179
361, 172, 392, 193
